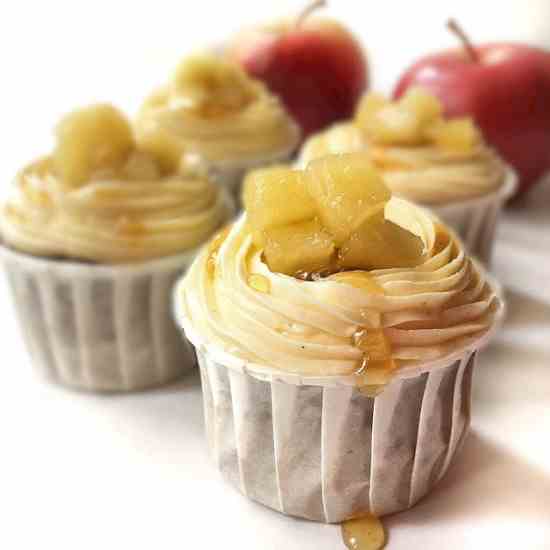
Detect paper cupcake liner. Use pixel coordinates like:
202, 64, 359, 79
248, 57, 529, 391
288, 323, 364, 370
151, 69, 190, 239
0, 247, 201, 392
431, 168, 517, 264
0, 187, 236, 392
193, 344, 475, 523
174, 281, 502, 522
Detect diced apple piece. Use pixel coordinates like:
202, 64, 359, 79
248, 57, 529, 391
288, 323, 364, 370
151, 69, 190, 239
263, 219, 335, 276
122, 151, 161, 181
361, 103, 425, 146
173, 54, 257, 116
54, 104, 134, 186
243, 166, 316, 247
355, 92, 389, 129
306, 153, 391, 244
399, 87, 443, 126
136, 127, 184, 174
247, 226, 267, 249
427, 117, 481, 153
338, 210, 426, 270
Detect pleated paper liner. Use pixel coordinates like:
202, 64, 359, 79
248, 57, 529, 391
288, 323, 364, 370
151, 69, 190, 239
0, 191, 236, 393
173, 274, 505, 522
431, 168, 517, 265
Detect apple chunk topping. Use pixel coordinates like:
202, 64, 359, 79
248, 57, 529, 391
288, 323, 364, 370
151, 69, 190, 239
360, 104, 424, 146
53, 104, 135, 187
338, 210, 426, 270
121, 151, 162, 181
243, 154, 428, 277
399, 87, 443, 126
355, 92, 389, 129
426, 117, 481, 153
136, 125, 184, 174
263, 219, 336, 276
306, 154, 391, 244
243, 165, 316, 247
173, 54, 258, 117
355, 88, 482, 152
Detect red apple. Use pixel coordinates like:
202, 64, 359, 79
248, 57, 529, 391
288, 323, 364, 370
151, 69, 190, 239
228, 1, 368, 139
394, 19, 550, 197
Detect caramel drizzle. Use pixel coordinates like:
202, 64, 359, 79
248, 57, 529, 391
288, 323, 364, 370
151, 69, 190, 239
341, 514, 386, 550
206, 225, 231, 279
306, 269, 397, 394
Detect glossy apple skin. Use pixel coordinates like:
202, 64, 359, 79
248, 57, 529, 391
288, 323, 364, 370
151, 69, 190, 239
394, 44, 550, 197
232, 23, 368, 139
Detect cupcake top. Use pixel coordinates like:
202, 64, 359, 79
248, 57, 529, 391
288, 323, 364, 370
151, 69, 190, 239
299, 88, 506, 205
180, 154, 502, 390
0, 104, 232, 263
136, 54, 301, 168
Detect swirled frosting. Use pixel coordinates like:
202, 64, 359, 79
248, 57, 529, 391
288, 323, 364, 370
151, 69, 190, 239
181, 199, 502, 380
299, 124, 505, 205
136, 56, 301, 168
0, 157, 231, 263
368, 143, 506, 205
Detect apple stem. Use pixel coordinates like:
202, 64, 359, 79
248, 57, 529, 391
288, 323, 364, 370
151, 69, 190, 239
447, 18, 479, 62
296, 0, 327, 27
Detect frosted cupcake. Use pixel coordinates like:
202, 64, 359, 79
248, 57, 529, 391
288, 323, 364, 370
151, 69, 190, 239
136, 54, 301, 203
0, 104, 233, 392
175, 154, 503, 522
298, 88, 517, 263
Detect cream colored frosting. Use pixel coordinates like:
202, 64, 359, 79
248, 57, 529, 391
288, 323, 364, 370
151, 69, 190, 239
180, 199, 502, 379
0, 157, 231, 263
298, 124, 506, 205
137, 81, 300, 168
369, 143, 506, 205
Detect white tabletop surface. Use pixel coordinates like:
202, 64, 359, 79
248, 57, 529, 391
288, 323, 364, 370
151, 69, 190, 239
1, 2, 550, 548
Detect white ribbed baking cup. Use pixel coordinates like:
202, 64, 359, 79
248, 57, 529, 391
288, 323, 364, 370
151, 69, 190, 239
431, 168, 517, 265
173, 272, 504, 522
0, 191, 236, 393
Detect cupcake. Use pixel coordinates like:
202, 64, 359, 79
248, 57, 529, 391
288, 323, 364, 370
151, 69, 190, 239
174, 154, 504, 522
136, 54, 301, 203
298, 88, 517, 264
0, 103, 234, 392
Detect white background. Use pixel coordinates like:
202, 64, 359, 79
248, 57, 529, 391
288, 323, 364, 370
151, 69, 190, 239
1, 1, 550, 549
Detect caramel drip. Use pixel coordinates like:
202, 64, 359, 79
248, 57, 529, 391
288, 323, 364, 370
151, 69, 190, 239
341, 514, 386, 550
206, 226, 231, 279
354, 328, 396, 393
328, 271, 395, 395
248, 274, 271, 294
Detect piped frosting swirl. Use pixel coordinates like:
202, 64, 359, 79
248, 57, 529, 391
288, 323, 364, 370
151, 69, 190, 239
0, 157, 231, 263
181, 199, 502, 381
137, 55, 301, 168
